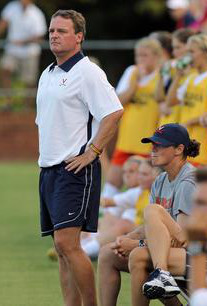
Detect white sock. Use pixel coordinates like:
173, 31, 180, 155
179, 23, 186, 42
160, 269, 171, 276
82, 238, 100, 258
101, 182, 119, 198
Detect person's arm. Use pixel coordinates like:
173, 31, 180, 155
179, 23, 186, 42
65, 110, 123, 173
125, 224, 145, 240
118, 67, 139, 105
11, 35, 44, 46
165, 73, 183, 107
191, 254, 207, 292
111, 225, 145, 257
0, 19, 8, 36
185, 209, 207, 293
101, 197, 116, 207
176, 212, 189, 229
155, 75, 165, 103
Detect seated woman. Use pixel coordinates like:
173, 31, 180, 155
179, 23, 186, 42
98, 123, 200, 306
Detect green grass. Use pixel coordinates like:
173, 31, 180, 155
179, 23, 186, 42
0, 163, 186, 306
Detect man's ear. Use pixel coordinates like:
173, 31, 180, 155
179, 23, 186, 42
76, 32, 84, 44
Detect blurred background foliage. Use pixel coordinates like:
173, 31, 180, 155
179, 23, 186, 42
0, 0, 174, 39
0, 0, 174, 85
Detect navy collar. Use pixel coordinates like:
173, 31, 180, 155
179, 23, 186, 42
49, 51, 85, 72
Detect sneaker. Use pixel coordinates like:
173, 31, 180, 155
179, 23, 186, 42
142, 268, 181, 299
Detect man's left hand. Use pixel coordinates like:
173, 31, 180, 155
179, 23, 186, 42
65, 149, 97, 173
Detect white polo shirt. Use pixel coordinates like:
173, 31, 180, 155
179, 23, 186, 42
1, 0, 47, 58
36, 52, 123, 167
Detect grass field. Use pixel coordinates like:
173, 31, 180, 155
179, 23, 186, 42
0, 162, 186, 306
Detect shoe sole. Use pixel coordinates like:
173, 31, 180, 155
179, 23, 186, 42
143, 284, 165, 299
163, 287, 181, 299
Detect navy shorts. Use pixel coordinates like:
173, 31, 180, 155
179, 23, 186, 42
39, 159, 101, 237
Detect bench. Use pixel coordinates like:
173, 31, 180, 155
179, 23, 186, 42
174, 276, 190, 303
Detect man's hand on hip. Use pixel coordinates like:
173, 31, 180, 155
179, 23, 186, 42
65, 149, 97, 173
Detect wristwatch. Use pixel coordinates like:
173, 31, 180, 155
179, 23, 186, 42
188, 242, 207, 256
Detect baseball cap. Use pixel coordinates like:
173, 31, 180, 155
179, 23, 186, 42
141, 123, 190, 148
166, 0, 189, 9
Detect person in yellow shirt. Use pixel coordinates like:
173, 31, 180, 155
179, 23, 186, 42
156, 28, 195, 126
175, 33, 207, 166
102, 37, 162, 198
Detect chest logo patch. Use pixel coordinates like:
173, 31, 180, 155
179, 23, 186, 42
59, 78, 67, 86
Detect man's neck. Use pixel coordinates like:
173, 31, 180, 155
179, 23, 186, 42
164, 159, 187, 182
56, 48, 81, 66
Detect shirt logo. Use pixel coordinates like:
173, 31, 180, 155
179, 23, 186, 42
59, 78, 67, 86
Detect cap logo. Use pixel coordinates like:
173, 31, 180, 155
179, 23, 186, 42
155, 126, 165, 134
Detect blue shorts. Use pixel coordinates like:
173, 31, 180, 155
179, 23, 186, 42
39, 159, 101, 237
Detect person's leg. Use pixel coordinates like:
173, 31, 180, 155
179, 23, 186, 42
98, 218, 136, 246
128, 247, 151, 306
98, 243, 129, 306
58, 252, 82, 306
129, 247, 186, 306
144, 204, 184, 270
54, 227, 97, 306
144, 205, 171, 270
142, 205, 184, 298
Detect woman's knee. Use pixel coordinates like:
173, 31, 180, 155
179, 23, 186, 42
144, 204, 164, 221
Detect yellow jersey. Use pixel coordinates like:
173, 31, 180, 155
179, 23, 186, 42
135, 189, 150, 225
180, 72, 207, 165
116, 69, 159, 155
159, 65, 195, 126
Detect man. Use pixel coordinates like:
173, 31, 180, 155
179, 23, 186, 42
98, 123, 200, 306
36, 9, 123, 306
185, 168, 207, 306
0, 0, 47, 108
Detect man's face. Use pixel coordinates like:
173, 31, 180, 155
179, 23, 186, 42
49, 16, 83, 56
151, 143, 177, 167
193, 182, 207, 209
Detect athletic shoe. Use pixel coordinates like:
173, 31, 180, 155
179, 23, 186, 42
142, 268, 181, 299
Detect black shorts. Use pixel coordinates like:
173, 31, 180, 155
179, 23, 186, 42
39, 159, 101, 237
